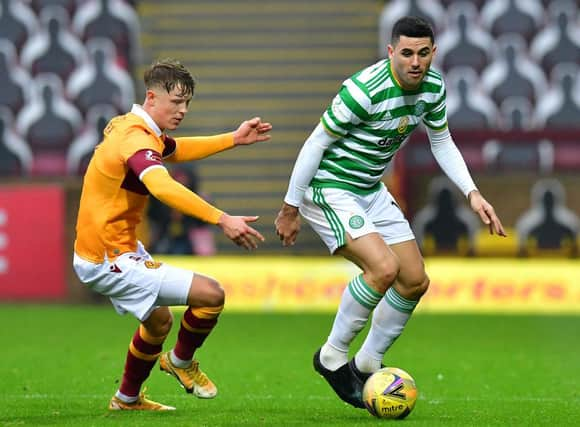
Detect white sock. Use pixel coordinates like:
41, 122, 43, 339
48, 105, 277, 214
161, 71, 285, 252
115, 390, 138, 403
170, 350, 191, 368
320, 342, 348, 371
321, 275, 382, 371
355, 287, 418, 373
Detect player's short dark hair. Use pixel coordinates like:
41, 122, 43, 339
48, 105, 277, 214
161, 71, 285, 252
391, 16, 434, 45
144, 58, 195, 98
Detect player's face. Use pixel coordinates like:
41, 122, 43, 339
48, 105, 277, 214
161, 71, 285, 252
388, 36, 436, 91
147, 85, 192, 131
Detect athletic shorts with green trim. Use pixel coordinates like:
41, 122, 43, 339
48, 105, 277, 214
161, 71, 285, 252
299, 184, 415, 254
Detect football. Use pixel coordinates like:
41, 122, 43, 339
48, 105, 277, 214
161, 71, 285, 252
362, 367, 418, 419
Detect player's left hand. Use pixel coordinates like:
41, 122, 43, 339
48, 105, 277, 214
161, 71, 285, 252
218, 213, 265, 250
468, 190, 507, 237
233, 117, 272, 146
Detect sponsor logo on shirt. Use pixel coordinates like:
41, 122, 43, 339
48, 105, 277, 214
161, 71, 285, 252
145, 150, 161, 163
378, 133, 406, 149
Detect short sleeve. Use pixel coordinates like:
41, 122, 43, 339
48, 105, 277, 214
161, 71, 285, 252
118, 126, 163, 162
127, 149, 165, 180
321, 79, 372, 137
422, 82, 448, 130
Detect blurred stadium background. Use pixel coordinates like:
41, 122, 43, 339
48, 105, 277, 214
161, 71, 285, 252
0, 0, 578, 309
1, 1, 580, 425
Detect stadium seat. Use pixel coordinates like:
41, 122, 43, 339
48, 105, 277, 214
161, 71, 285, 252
66, 104, 117, 175
482, 132, 555, 171
438, 0, 487, 10
66, 37, 135, 116
412, 177, 480, 256
16, 74, 83, 175
533, 63, 580, 129
0, 40, 32, 115
25, 0, 78, 18
498, 96, 535, 131
434, 2, 495, 73
446, 67, 499, 129
72, 0, 141, 70
482, 94, 547, 171
480, 0, 544, 43
0, 107, 33, 176
480, 34, 548, 107
0, 0, 37, 51
530, 1, 580, 75
20, 5, 86, 82
516, 179, 579, 256
482, 138, 541, 171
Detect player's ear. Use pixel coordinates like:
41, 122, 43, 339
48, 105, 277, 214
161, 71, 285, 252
145, 89, 157, 105
387, 44, 394, 59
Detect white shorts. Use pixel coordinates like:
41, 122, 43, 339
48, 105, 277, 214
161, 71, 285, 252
300, 185, 415, 253
73, 242, 194, 321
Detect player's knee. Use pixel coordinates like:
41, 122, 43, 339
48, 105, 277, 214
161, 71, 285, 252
201, 277, 225, 307
207, 281, 225, 308
408, 274, 430, 300
368, 258, 400, 292
378, 258, 399, 290
189, 275, 225, 308
146, 311, 173, 337
157, 316, 173, 336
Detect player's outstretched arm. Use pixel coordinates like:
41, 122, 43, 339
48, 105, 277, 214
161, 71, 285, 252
468, 190, 507, 237
142, 167, 224, 223
275, 202, 301, 247
217, 213, 265, 250
170, 133, 234, 161
143, 168, 265, 249
167, 117, 271, 162
233, 117, 272, 146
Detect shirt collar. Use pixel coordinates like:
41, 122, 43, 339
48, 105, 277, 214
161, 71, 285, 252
131, 104, 163, 137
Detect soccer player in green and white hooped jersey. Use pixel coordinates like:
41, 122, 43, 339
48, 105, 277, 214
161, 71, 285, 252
275, 16, 507, 409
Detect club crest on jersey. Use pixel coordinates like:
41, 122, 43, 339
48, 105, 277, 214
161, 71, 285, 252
144, 260, 163, 269
414, 101, 426, 115
349, 215, 365, 229
397, 117, 409, 134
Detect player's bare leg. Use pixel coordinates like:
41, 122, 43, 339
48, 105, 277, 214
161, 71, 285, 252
160, 273, 224, 398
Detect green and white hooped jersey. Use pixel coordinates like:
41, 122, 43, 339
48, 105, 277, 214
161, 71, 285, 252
316, 58, 447, 195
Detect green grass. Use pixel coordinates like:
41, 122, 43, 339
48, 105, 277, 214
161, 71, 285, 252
0, 306, 579, 426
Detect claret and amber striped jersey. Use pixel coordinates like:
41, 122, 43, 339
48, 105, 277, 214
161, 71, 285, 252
74, 105, 232, 263
316, 58, 447, 194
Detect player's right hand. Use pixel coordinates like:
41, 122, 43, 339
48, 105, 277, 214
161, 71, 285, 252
468, 190, 507, 237
274, 203, 301, 247
218, 214, 264, 250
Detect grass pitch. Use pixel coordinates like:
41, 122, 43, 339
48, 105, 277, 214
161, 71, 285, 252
0, 305, 579, 426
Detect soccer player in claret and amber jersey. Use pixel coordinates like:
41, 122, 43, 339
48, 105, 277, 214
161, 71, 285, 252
73, 59, 271, 410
